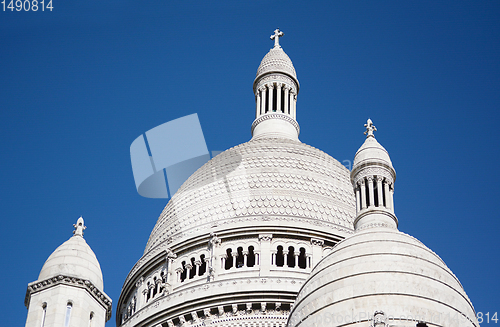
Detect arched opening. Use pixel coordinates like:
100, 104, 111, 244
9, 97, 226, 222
247, 246, 256, 267
374, 178, 380, 207
236, 247, 244, 268
365, 178, 370, 207
276, 246, 284, 267
199, 254, 207, 276
298, 247, 307, 269
180, 261, 187, 282
225, 248, 233, 270
152, 277, 158, 296
287, 246, 295, 267
41, 303, 47, 327
189, 258, 196, 279
64, 302, 72, 327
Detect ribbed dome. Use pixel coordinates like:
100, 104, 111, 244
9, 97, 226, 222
353, 136, 393, 169
256, 47, 297, 81
38, 235, 104, 290
288, 228, 478, 327
144, 137, 356, 253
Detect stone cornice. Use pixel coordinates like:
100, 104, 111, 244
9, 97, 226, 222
251, 113, 300, 135
25, 274, 112, 321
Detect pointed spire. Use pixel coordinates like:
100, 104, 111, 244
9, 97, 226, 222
73, 217, 86, 237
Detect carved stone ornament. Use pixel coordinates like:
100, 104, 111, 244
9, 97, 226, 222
310, 238, 324, 246
259, 233, 273, 242
251, 113, 300, 135
25, 274, 112, 321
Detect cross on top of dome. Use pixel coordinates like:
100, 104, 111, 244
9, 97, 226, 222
364, 118, 377, 137
270, 28, 284, 48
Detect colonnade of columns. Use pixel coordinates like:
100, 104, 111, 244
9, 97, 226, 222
255, 82, 297, 119
355, 176, 394, 213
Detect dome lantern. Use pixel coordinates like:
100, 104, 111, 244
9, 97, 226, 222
252, 29, 300, 140
351, 119, 397, 230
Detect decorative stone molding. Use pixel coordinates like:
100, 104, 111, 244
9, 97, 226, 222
259, 233, 273, 242
25, 275, 112, 321
251, 113, 300, 135
310, 238, 324, 247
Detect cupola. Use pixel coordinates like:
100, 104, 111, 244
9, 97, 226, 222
252, 29, 300, 140
351, 119, 397, 230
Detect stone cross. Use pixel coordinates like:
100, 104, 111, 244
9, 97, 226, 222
364, 118, 377, 137
270, 28, 284, 48
73, 216, 86, 237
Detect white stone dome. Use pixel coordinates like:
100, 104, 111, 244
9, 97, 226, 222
288, 228, 478, 327
256, 47, 297, 80
352, 136, 393, 170
38, 234, 104, 290
144, 137, 356, 254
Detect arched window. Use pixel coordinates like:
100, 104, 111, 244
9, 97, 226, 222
225, 248, 233, 270
152, 277, 158, 296
40, 303, 47, 327
298, 247, 307, 269
199, 254, 207, 276
247, 246, 256, 267
146, 282, 151, 301
180, 261, 187, 281
276, 246, 284, 267
64, 302, 72, 327
287, 246, 295, 267
189, 258, 196, 279
236, 247, 244, 268
89, 311, 94, 327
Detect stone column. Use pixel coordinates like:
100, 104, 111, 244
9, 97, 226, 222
390, 184, 395, 211
294, 252, 299, 268
284, 86, 290, 115
185, 263, 193, 279
243, 251, 248, 267
376, 176, 384, 207
259, 234, 272, 274
292, 94, 297, 118
355, 185, 360, 213
175, 268, 183, 283
231, 252, 238, 269
283, 250, 289, 267
220, 254, 227, 270
135, 277, 144, 310
276, 84, 282, 113
360, 179, 367, 209
261, 87, 267, 114
268, 84, 274, 112
256, 92, 261, 118
194, 260, 201, 276
384, 181, 391, 210
367, 177, 375, 207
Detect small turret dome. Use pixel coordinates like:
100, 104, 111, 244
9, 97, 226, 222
352, 119, 393, 170
38, 217, 104, 290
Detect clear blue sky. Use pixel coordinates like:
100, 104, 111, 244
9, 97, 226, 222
2, 1, 499, 326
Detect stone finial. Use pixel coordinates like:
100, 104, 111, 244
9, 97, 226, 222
73, 217, 86, 237
270, 28, 284, 48
364, 118, 377, 137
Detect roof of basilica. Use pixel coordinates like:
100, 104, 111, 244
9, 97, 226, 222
288, 228, 478, 327
144, 137, 356, 254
